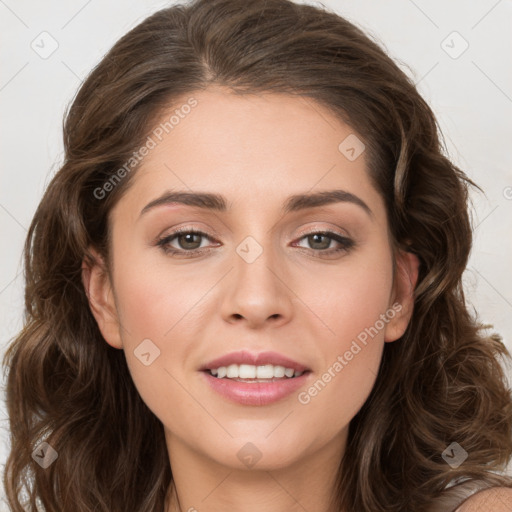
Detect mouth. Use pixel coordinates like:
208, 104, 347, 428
199, 351, 312, 406
205, 363, 308, 381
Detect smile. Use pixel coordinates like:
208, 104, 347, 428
209, 363, 304, 379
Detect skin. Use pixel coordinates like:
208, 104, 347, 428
457, 488, 512, 511
83, 86, 421, 512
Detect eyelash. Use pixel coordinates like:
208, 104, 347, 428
155, 227, 355, 259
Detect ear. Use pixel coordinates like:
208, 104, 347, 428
81, 247, 123, 349
384, 249, 420, 343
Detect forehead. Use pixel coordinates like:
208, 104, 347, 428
141, 86, 360, 174
114, 86, 385, 223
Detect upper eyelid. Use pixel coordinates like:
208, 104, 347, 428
295, 226, 349, 239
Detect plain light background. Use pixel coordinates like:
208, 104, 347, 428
1, 0, 511, 508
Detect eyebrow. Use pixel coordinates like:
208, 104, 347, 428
139, 189, 373, 218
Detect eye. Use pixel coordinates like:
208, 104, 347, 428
292, 230, 355, 256
155, 228, 354, 258
156, 228, 218, 258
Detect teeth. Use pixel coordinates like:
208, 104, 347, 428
257, 364, 274, 379
239, 364, 256, 378
226, 364, 239, 378
208, 364, 304, 379
273, 365, 285, 378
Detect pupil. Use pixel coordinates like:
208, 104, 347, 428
181, 233, 199, 249
310, 234, 328, 249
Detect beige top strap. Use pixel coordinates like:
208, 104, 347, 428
426, 479, 495, 512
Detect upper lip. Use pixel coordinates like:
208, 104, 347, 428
200, 350, 310, 373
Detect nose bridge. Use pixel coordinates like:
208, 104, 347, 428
230, 202, 280, 280
234, 232, 281, 296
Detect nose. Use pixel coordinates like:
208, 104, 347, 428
219, 237, 295, 329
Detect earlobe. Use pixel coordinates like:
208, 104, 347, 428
81, 248, 123, 349
384, 249, 420, 343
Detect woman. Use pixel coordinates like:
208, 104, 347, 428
3, 0, 512, 510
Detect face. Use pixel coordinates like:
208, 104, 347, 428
84, 86, 418, 474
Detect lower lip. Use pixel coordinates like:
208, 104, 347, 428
201, 371, 311, 406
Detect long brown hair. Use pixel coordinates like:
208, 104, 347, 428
3, 0, 512, 510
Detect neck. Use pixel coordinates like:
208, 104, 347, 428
164, 429, 347, 512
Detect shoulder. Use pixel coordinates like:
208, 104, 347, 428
455, 486, 512, 511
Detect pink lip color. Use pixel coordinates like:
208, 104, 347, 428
201, 350, 309, 373
202, 371, 310, 406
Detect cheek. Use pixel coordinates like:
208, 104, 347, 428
303, 248, 393, 348
108, 240, 237, 417
293, 249, 393, 423
110, 258, 208, 424
111, 244, 207, 341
